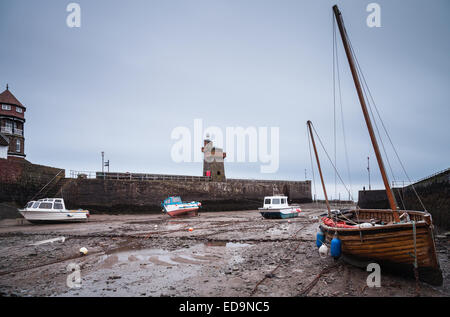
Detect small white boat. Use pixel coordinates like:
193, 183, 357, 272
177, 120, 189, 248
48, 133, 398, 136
19, 198, 89, 223
258, 195, 302, 219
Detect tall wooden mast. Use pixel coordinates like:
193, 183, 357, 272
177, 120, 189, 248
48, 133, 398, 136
332, 5, 399, 222
307, 121, 332, 217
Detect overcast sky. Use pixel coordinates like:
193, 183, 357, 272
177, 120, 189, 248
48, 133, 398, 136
1, 0, 449, 200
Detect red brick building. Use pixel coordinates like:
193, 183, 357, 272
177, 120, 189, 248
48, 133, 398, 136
0, 85, 26, 159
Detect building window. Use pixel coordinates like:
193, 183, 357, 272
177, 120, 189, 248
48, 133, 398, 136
3, 121, 12, 133
16, 139, 20, 152
2, 104, 11, 111
16, 107, 22, 113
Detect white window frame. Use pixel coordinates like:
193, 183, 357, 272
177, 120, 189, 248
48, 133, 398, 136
16, 139, 20, 152
2, 104, 11, 110
16, 107, 22, 113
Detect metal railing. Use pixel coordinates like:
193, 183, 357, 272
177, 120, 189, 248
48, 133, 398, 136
227, 178, 310, 185
0, 127, 12, 134
390, 167, 450, 189
413, 167, 450, 185
96, 172, 212, 181
68, 171, 211, 181
69, 170, 97, 179
0, 127, 23, 136
391, 181, 412, 188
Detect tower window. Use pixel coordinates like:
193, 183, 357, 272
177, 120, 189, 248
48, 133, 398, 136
16, 107, 22, 113
4, 121, 12, 133
2, 104, 11, 110
16, 139, 20, 152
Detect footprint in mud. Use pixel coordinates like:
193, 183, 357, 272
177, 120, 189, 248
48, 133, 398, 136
101, 255, 119, 269
128, 255, 139, 262
148, 256, 177, 267
170, 256, 208, 265
190, 254, 221, 261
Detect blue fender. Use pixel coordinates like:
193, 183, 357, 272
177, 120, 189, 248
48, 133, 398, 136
330, 237, 342, 258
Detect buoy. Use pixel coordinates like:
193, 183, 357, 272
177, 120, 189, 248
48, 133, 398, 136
319, 244, 328, 258
330, 236, 342, 258
188, 227, 193, 232
316, 230, 325, 248
79, 247, 88, 255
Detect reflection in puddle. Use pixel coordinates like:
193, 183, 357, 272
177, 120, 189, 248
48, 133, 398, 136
99, 242, 252, 269
204, 241, 251, 248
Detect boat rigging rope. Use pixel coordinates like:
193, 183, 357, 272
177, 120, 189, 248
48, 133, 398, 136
346, 35, 427, 212
333, 16, 337, 203
29, 169, 65, 202
333, 15, 353, 202
307, 126, 318, 202
411, 221, 421, 296
350, 43, 405, 209
309, 122, 355, 201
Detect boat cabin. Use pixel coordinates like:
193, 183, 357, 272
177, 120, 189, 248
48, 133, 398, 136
25, 198, 66, 211
162, 196, 182, 206
262, 196, 289, 209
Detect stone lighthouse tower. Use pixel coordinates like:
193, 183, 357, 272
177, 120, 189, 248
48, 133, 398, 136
0, 85, 26, 159
202, 135, 226, 182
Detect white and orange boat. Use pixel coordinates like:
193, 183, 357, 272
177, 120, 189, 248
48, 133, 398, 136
161, 196, 201, 217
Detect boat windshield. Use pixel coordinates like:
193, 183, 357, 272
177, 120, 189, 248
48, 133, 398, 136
32, 202, 40, 208
272, 198, 280, 204
38, 202, 53, 209
172, 197, 182, 203
264, 198, 271, 204
26, 201, 34, 208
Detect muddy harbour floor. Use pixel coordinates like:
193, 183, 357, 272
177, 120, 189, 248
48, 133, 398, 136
0, 203, 448, 297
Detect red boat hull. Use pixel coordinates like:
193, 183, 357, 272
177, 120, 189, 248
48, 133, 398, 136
166, 207, 199, 217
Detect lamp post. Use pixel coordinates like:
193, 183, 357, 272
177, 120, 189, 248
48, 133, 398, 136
101, 151, 104, 174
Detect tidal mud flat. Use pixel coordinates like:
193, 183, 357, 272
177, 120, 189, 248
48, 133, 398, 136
0, 203, 448, 297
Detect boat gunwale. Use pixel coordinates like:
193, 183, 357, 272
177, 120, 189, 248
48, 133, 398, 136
319, 208, 431, 234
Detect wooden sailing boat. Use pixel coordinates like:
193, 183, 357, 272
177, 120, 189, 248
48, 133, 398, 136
308, 5, 442, 286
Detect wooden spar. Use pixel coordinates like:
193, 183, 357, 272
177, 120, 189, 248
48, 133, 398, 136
307, 121, 332, 217
332, 5, 400, 222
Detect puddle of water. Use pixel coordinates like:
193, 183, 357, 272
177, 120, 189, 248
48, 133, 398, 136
98, 241, 252, 272
204, 241, 251, 248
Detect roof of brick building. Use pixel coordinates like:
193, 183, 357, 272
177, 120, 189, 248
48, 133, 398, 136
0, 86, 24, 108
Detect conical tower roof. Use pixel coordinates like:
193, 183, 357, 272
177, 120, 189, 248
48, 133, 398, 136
0, 85, 25, 108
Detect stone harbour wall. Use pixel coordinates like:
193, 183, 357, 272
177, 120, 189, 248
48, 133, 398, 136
61, 178, 311, 213
358, 169, 450, 230
0, 158, 65, 218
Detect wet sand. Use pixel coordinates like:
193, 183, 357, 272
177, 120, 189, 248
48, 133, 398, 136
0, 203, 448, 297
